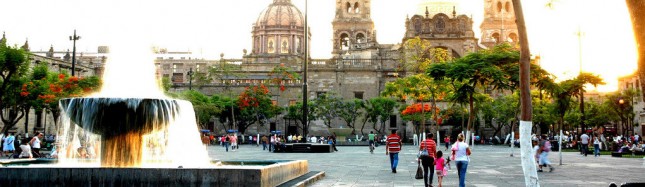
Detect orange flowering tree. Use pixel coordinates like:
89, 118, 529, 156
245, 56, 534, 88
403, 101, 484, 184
236, 84, 281, 134
19, 64, 101, 131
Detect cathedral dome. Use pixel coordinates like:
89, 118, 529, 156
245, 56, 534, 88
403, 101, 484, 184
256, 0, 304, 27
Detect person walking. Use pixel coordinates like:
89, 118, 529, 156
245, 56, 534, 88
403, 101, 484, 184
331, 133, 338, 152
261, 135, 268, 150
444, 136, 450, 151
538, 135, 555, 172
593, 134, 601, 157
580, 132, 590, 157
435, 151, 447, 187
452, 134, 470, 187
230, 134, 238, 151
368, 131, 376, 153
29, 133, 43, 158
419, 133, 437, 187
3, 133, 15, 158
224, 134, 230, 152
385, 129, 402, 173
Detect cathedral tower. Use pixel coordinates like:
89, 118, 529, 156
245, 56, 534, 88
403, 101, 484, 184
251, 0, 310, 59
480, 0, 518, 48
332, 0, 376, 56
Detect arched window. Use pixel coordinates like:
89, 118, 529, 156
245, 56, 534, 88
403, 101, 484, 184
346, 2, 352, 13
356, 33, 365, 43
354, 2, 360, 13
508, 33, 518, 43
497, 1, 503, 13
340, 33, 350, 49
505, 2, 512, 12
435, 18, 445, 32
492, 33, 500, 43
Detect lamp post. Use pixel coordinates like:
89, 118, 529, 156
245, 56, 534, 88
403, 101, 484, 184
618, 98, 625, 135
187, 68, 194, 90
69, 30, 81, 76
302, 0, 309, 139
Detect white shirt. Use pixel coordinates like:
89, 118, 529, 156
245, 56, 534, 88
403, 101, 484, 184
32, 137, 41, 149
580, 134, 590, 144
452, 141, 470, 161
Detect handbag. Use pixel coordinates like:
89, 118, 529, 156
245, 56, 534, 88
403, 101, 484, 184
418, 149, 429, 158
415, 161, 423, 179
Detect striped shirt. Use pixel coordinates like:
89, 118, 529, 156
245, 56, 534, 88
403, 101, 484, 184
420, 139, 437, 158
386, 134, 402, 153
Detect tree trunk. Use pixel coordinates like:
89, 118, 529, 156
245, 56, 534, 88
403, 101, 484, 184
626, 0, 645, 101
513, 0, 540, 186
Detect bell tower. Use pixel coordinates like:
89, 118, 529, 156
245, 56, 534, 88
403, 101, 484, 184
480, 0, 518, 48
332, 0, 376, 56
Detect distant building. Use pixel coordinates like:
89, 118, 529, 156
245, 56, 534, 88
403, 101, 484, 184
617, 72, 644, 136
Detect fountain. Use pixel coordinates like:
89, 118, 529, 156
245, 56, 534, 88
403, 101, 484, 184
0, 33, 317, 186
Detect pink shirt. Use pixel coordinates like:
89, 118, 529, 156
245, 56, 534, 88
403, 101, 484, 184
435, 157, 445, 171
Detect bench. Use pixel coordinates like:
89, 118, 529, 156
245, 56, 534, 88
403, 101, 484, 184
611, 151, 645, 157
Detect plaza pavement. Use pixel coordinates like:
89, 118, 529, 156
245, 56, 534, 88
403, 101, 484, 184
208, 143, 645, 187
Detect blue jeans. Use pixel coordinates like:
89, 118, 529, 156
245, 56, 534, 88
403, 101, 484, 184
389, 153, 399, 171
456, 161, 469, 187
262, 142, 267, 150
594, 144, 600, 157
224, 142, 229, 152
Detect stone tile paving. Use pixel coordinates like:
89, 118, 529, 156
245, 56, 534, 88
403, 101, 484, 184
206, 143, 645, 187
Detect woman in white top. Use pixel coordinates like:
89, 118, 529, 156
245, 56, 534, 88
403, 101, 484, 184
593, 134, 601, 157
19, 140, 33, 159
451, 134, 470, 187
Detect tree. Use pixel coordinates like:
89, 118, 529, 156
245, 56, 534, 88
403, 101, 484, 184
336, 99, 364, 134
179, 90, 222, 130
605, 89, 638, 135
15, 66, 100, 134
312, 93, 342, 128
626, 1, 645, 102
285, 100, 317, 136
236, 84, 281, 134
208, 58, 244, 129
268, 63, 300, 129
428, 44, 519, 133
362, 97, 398, 134
0, 45, 29, 134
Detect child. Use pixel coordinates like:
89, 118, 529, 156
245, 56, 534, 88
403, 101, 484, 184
435, 151, 447, 187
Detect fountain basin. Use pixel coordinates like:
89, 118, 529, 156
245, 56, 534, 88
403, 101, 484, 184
0, 159, 309, 186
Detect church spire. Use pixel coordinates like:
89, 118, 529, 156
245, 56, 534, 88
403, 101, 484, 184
21, 38, 30, 52
0, 32, 6, 45
452, 6, 456, 18
47, 45, 54, 58
425, 6, 429, 18
273, 0, 291, 4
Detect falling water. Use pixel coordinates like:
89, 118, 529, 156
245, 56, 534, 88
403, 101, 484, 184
55, 32, 210, 168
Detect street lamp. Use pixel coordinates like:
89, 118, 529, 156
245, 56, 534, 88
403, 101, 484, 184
187, 68, 194, 90
69, 30, 81, 76
302, 0, 309, 139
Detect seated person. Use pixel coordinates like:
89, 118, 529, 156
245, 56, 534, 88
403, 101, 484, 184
19, 140, 33, 159
630, 142, 643, 152
619, 142, 632, 153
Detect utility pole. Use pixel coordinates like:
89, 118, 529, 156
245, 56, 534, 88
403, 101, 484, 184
69, 30, 81, 76
302, 0, 309, 139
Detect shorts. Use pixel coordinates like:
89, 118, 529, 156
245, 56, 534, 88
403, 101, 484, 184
436, 168, 447, 176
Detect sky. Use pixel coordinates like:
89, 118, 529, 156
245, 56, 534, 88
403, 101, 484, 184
0, 0, 637, 92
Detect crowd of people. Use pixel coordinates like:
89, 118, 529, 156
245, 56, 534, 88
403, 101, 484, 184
1, 132, 51, 159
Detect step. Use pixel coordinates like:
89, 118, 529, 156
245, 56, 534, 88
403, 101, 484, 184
277, 171, 326, 187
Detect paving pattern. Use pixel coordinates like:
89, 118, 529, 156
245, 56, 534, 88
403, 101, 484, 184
208, 143, 645, 187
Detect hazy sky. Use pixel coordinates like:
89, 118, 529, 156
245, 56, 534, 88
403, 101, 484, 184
0, 0, 637, 92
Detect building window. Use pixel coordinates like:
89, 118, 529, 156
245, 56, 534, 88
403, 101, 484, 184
289, 100, 297, 106
172, 64, 177, 73
354, 92, 364, 100
272, 100, 278, 106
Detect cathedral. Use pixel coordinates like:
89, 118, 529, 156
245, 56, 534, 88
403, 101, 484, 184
153, 0, 518, 137
13, 0, 517, 138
